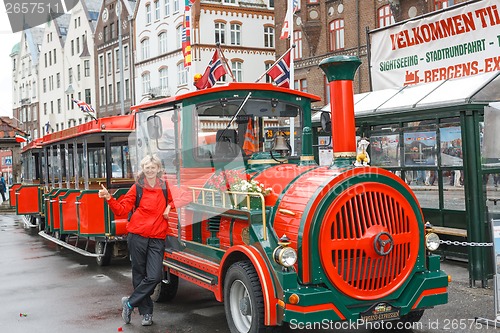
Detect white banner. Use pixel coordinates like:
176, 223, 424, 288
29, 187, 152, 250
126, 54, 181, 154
370, 0, 500, 89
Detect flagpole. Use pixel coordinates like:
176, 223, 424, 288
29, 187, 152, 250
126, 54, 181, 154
287, 0, 296, 155
216, 43, 236, 82
254, 44, 295, 83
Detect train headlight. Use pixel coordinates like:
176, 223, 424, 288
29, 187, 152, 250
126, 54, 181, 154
425, 232, 440, 251
273, 235, 297, 268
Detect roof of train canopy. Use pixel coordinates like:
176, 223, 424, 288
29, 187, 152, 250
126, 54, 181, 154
316, 71, 500, 120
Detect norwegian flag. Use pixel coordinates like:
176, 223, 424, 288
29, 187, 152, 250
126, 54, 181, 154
195, 50, 227, 90
280, 0, 299, 40
72, 99, 95, 113
267, 50, 291, 88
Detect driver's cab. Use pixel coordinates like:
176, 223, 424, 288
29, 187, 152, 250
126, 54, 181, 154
133, 84, 319, 175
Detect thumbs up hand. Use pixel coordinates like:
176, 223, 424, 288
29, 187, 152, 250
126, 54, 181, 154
98, 184, 111, 200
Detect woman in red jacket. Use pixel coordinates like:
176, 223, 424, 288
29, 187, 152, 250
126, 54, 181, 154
99, 154, 173, 326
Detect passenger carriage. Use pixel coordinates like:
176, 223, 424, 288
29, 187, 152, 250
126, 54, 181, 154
16, 114, 135, 265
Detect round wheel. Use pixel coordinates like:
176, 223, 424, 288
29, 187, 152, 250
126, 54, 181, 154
224, 261, 265, 333
95, 241, 113, 266
151, 272, 178, 302
37, 218, 45, 233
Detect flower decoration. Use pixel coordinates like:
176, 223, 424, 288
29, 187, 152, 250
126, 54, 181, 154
206, 169, 246, 192
230, 179, 272, 196
206, 169, 272, 196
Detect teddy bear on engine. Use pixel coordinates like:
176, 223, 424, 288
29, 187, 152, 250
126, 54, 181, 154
354, 137, 370, 167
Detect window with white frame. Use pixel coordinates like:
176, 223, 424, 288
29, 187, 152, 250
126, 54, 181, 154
124, 45, 129, 68
142, 72, 151, 94
115, 49, 120, 71
164, 0, 170, 16
378, 5, 395, 28
159, 67, 168, 89
108, 83, 113, 104
154, 0, 160, 20
141, 38, 150, 60
215, 22, 226, 44
107, 52, 112, 75
173, 0, 179, 13
177, 62, 187, 86
99, 55, 104, 77
159, 32, 168, 54
84, 60, 90, 77
265, 62, 272, 83
230, 23, 241, 46
146, 3, 151, 24
232, 61, 243, 82
176, 25, 182, 49
293, 30, 302, 59
329, 19, 344, 51
224, 0, 236, 3
264, 26, 274, 48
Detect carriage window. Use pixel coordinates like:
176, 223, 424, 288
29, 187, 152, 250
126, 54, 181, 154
136, 107, 180, 175
88, 147, 106, 178
110, 145, 133, 178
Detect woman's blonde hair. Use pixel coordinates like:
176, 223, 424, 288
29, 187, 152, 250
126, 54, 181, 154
137, 154, 164, 181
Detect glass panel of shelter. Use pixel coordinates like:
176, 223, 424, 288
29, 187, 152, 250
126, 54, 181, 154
365, 118, 465, 211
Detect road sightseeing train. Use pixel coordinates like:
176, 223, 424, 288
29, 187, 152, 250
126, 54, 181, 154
13, 56, 448, 333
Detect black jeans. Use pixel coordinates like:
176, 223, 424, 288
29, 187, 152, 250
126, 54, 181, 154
0, 191, 5, 202
127, 233, 164, 315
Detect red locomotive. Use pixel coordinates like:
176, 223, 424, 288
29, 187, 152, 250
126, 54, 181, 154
14, 56, 447, 332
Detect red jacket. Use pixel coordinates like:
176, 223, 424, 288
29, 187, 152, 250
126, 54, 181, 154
107, 178, 174, 239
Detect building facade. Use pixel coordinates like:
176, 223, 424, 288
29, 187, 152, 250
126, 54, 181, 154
132, 0, 276, 105
61, 0, 102, 128
274, 0, 469, 108
38, 13, 70, 135
11, 28, 44, 142
94, 0, 136, 117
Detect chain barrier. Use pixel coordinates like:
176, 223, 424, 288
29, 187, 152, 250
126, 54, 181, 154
440, 240, 493, 247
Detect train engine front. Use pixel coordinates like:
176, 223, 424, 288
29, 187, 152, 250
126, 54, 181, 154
253, 56, 448, 328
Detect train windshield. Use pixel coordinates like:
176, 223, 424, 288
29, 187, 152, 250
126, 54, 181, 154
193, 97, 302, 160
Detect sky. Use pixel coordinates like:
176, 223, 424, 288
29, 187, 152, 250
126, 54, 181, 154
0, 6, 21, 118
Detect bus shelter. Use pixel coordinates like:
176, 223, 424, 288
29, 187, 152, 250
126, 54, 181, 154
314, 72, 500, 286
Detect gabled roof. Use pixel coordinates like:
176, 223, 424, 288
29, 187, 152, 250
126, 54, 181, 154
24, 27, 44, 65
53, 13, 71, 45
83, 0, 104, 32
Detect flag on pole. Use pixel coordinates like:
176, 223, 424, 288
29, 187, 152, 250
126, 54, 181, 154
45, 122, 51, 134
267, 49, 291, 88
15, 133, 28, 143
242, 118, 257, 155
194, 50, 227, 90
280, 0, 299, 40
72, 99, 95, 113
182, 1, 192, 67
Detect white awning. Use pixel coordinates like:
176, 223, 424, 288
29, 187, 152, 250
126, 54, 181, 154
316, 71, 500, 121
